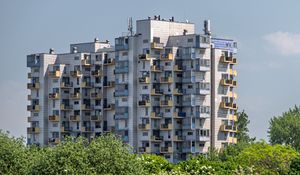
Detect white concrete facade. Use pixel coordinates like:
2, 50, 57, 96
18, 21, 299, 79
26, 16, 237, 162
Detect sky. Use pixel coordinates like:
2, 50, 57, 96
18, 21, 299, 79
1, 0, 300, 140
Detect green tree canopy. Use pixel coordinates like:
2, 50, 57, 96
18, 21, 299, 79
236, 110, 255, 143
268, 106, 300, 151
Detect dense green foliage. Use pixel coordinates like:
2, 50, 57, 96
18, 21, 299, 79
269, 106, 300, 151
1, 130, 299, 175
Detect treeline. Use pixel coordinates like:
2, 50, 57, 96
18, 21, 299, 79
1, 106, 300, 174
0, 131, 299, 175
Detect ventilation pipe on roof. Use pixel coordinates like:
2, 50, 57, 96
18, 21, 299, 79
49, 48, 55, 54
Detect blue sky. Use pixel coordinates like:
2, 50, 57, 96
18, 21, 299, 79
1, 0, 300, 140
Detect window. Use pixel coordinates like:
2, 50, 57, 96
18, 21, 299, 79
74, 101, 79, 105
188, 85, 193, 89
143, 39, 148, 43
142, 86, 148, 90
33, 113, 39, 117
53, 123, 58, 127
53, 79, 58, 83
143, 132, 148, 136
74, 56, 80, 60
122, 97, 128, 102
52, 100, 55, 108
188, 38, 193, 42
142, 61, 145, 69
187, 132, 193, 135
122, 52, 128, 56
36, 90, 39, 97
145, 108, 148, 115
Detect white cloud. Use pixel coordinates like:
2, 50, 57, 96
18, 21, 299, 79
263, 31, 300, 55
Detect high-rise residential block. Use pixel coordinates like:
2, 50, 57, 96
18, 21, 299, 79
27, 16, 238, 162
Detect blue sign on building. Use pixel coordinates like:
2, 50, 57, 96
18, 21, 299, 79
212, 38, 237, 53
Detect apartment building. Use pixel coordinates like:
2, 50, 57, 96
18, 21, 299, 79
27, 16, 238, 162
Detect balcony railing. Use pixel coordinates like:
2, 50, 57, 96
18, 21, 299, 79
81, 104, 93, 111
138, 147, 151, 153
60, 126, 72, 132
151, 42, 164, 49
160, 100, 173, 107
160, 77, 173, 84
48, 70, 60, 78
138, 100, 150, 107
228, 92, 238, 99
220, 79, 237, 87
70, 92, 80, 99
48, 138, 60, 144
48, 115, 59, 122
27, 127, 40, 134
91, 115, 101, 121
228, 137, 237, 143
91, 70, 102, 77
81, 59, 91, 66
49, 93, 59, 99
150, 65, 163, 72
138, 123, 150, 130
81, 126, 93, 132
150, 112, 162, 119
173, 88, 183, 96
173, 135, 185, 141
60, 104, 73, 110
173, 112, 186, 118
138, 54, 151, 61
229, 69, 237, 76
139, 77, 150, 84
160, 147, 173, 153
173, 65, 183, 72
27, 82, 40, 90
81, 82, 93, 88
150, 135, 163, 142
103, 58, 115, 66
160, 53, 173, 61
160, 123, 173, 130
27, 105, 40, 112
220, 124, 237, 132
220, 102, 238, 110
60, 82, 72, 88
228, 114, 238, 121
70, 70, 81, 77
150, 89, 164, 96
103, 104, 115, 111
220, 56, 237, 64
90, 92, 102, 99
103, 81, 115, 88
69, 115, 80, 121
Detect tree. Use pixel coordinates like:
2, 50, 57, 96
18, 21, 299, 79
289, 156, 300, 174
236, 142, 299, 174
268, 106, 300, 151
139, 154, 173, 174
236, 110, 255, 143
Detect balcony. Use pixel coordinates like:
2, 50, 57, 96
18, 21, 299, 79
27, 105, 40, 112
48, 115, 59, 122
151, 89, 163, 96
160, 53, 173, 61
114, 90, 129, 97
91, 115, 101, 121
69, 115, 80, 121
81, 127, 93, 132
228, 137, 237, 144
70, 70, 81, 77
81, 82, 93, 88
160, 147, 173, 153
90, 92, 102, 99
173, 65, 183, 72
173, 88, 183, 96
49, 93, 59, 99
229, 69, 237, 76
103, 58, 115, 66
81, 59, 91, 66
220, 102, 238, 110
138, 147, 151, 153
60, 127, 72, 132
220, 56, 237, 64
150, 112, 162, 119
220, 79, 237, 87
228, 114, 238, 121
173, 135, 185, 142
81, 104, 93, 111
27, 95, 32, 101
220, 124, 237, 132
139, 77, 150, 84
60, 82, 72, 88
173, 112, 186, 119
160, 123, 173, 130
115, 112, 129, 120
151, 42, 164, 49
27, 82, 40, 90
160, 77, 173, 84
27, 127, 40, 134
60, 104, 73, 110
138, 54, 151, 61
150, 135, 163, 142
160, 100, 173, 107
138, 100, 150, 107
138, 123, 150, 130
70, 92, 80, 99
115, 66, 129, 74
103, 81, 115, 88
103, 104, 115, 111
48, 70, 60, 78
228, 92, 238, 99
91, 70, 102, 77
150, 65, 163, 72
27, 72, 32, 79
48, 138, 60, 144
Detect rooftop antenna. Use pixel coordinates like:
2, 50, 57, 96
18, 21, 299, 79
204, 20, 211, 36
128, 17, 133, 36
